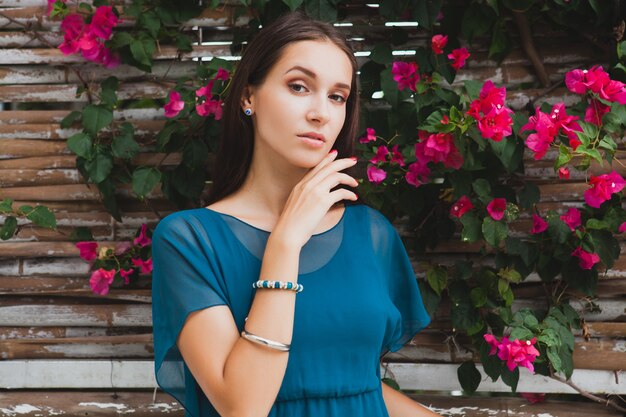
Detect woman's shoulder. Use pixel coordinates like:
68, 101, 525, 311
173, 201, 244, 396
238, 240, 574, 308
153, 207, 215, 241
349, 202, 394, 230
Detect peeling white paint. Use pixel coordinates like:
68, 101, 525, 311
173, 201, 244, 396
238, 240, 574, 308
0, 404, 42, 416
78, 402, 128, 410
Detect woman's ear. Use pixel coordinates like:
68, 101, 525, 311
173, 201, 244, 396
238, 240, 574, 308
240, 85, 255, 112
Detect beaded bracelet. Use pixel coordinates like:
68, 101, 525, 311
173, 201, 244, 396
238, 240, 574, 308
252, 280, 303, 293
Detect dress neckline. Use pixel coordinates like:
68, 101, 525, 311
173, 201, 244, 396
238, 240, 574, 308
203, 202, 349, 237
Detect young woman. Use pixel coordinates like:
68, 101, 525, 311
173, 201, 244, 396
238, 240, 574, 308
152, 10, 440, 417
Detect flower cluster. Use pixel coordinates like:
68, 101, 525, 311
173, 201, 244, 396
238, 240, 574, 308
363, 129, 407, 184
565, 66, 626, 126
521, 103, 582, 160
48, 1, 121, 68
448, 47, 470, 70
467, 81, 514, 142
484, 334, 540, 373
76, 223, 152, 295
431, 34, 448, 55
584, 170, 626, 208
391, 61, 420, 92
164, 68, 230, 119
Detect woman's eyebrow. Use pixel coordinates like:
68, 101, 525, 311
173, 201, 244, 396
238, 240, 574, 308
284, 65, 351, 90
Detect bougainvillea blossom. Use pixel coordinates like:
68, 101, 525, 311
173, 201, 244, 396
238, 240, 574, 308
164, 91, 185, 118
431, 34, 448, 54
447, 47, 470, 70
450, 196, 474, 218
367, 164, 387, 184
584, 171, 626, 208
571, 246, 600, 270
486, 198, 507, 221
391, 61, 420, 92
560, 207, 582, 231
531, 213, 548, 234
359, 127, 377, 144
89, 268, 116, 296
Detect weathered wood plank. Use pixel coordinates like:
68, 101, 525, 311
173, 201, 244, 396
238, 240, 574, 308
0, 305, 151, 327
0, 360, 623, 393
0, 390, 621, 417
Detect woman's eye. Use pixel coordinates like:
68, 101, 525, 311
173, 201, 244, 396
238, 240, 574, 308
331, 94, 346, 103
289, 83, 307, 93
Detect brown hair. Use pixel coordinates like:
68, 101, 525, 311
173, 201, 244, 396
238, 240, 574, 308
204, 10, 361, 205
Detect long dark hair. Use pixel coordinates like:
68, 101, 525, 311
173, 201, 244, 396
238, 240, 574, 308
204, 10, 361, 206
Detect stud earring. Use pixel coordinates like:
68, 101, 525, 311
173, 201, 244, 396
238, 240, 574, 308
244, 108, 252, 116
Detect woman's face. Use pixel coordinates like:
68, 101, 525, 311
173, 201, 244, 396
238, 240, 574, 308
242, 39, 353, 168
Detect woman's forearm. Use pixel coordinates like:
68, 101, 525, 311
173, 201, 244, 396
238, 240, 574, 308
381, 380, 443, 417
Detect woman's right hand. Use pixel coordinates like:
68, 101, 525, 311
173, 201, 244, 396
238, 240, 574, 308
271, 150, 359, 249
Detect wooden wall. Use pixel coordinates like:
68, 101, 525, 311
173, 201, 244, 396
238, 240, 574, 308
0, 1, 624, 415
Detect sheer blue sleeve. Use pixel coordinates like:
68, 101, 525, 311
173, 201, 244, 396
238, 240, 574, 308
368, 209, 431, 357
151, 212, 229, 417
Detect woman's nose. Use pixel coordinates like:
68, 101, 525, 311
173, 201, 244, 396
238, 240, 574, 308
306, 93, 330, 124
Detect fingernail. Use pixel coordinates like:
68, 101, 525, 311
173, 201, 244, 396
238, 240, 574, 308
350, 156, 357, 161
330, 149, 338, 154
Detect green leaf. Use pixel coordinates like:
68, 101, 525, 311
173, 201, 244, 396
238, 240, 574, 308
60, 111, 81, 129
518, 182, 539, 210
457, 361, 481, 394
418, 280, 441, 317
482, 217, 508, 247
461, 3, 495, 42
282, 0, 304, 11
130, 37, 156, 68
589, 229, 620, 269
500, 366, 519, 392
479, 340, 502, 381
472, 178, 491, 198
304, 0, 337, 21
0, 216, 17, 240
370, 43, 393, 65
111, 123, 140, 160
509, 326, 533, 340
0, 198, 13, 213
555, 144, 572, 169
470, 287, 487, 307
547, 346, 562, 372
132, 167, 162, 198
412, 0, 443, 29
460, 212, 482, 242
24, 205, 56, 229
498, 267, 521, 283
100, 76, 118, 107
547, 216, 571, 245
464, 80, 483, 101
82, 105, 113, 137
139, 10, 162, 38
380, 67, 399, 108
598, 135, 617, 152
84, 150, 113, 183
67, 133, 93, 159
426, 265, 447, 296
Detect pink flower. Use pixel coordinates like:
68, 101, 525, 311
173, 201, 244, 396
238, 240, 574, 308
477, 105, 514, 142
450, 195, 474, 218
441, 115, 450, 125
565, 66, 609, 95
196, 98, 223, 120
131, 257, 153, 274
390, 144, 406, 166
569, 137, 582, 151
114, 241, 132, 255
164, 91, 185, 118
133, 224, 152, 247
549, 103, 582, 141
359, 127, 377, 144
571, 246, 600, 270
483, 334, 540, 374
195, 80, 215, 98
560, 207, 581, 231
431, 34, 448, 54
619, 222, 626, 233
89, 268, 116, 296
391, 61, 420, 92
90, 6, 119, 40
520, 393, 545, 404
405, 161, 430, 187
367, 164, 386, 184
369, 145, 389, 164
76, 241, 98, 261
531, 213, 548, 234
215, 68, 230, 81
119, 268, 134, 285
558, 167, 570, 179
599, 80, 626, 104
483, 333, 499, 355
584, 99, 610, 126
522, 109, 558, 160
584, 171, 626, 208
415, 131, 464, 169
486, 198, 507, 221
447, 47, 470, 70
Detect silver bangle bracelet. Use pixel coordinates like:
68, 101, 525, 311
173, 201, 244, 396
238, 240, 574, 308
240, 328, 291, 352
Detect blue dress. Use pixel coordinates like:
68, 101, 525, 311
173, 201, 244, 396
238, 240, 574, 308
151, 202, 431, 417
